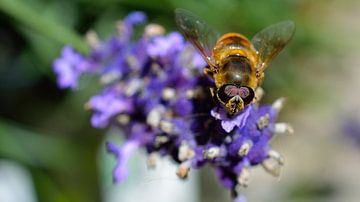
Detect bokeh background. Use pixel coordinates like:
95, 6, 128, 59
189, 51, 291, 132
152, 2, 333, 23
1, 0, 360, 201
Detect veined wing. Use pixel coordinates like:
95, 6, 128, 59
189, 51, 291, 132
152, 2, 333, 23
251, 21, 295, 72
175, 8, 219, 68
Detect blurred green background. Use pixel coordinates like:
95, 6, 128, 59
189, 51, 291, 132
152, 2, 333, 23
1, 0, 360, 202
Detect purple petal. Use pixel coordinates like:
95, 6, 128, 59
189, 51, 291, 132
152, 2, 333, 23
53, 46, 85, 89
89, 89, 134, 128
210, 107, 228, 120
247, 137, 270, 164
192, 51, 207, 68
174, 97, 193, 116
130, 123, 155, 144
211, 106, 253, 133
147, 32, 184, 57
234, 195, 247, 202
106, 142, 119, 156
124, 11, 147, 26
221, 120, 237, 133
106, 140, 140, 183
215, 168, 236, 189
120, 12, 147, 42
233, 105, 252, 129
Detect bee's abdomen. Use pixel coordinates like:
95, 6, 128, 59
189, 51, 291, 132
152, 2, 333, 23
215, 33, 252, 49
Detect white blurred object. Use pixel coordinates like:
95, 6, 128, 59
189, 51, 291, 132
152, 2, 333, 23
100, 145, 199, 202
0, 160, 37, 202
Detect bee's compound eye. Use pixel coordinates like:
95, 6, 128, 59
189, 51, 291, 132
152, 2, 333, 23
217, 85, 255, 105
217, 84, 236, 103
224, 85, 240, 97
239, 87, 250, 98
239, 86, 254, 104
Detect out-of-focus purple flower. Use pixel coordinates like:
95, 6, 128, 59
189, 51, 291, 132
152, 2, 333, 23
173, 97, 193, 116
124, 11, 147, 26
106, 140, 140, 183
120, 11, 147, 42
53, 46, 86, 89
192, 51, 207, 68
147, 32, 184, 57
53, 11, 292, 202
89, 87, 134, 128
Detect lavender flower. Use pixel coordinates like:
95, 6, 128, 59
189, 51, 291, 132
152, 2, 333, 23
53, 46, 87, 89
53, 11, 293, 201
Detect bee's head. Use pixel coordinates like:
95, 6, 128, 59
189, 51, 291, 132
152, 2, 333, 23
216, 84, 255, 116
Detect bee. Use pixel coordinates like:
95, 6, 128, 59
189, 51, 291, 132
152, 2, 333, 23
175, 9, 295, 116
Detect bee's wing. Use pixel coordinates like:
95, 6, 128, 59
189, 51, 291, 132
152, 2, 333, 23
251, 21, 295, 72
175, 9, 219, 68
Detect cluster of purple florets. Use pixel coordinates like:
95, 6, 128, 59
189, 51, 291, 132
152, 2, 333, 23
53, 11, 291, 201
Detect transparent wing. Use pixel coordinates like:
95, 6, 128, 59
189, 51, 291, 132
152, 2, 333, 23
251, 21, 295, 72
175, 8, 219, 67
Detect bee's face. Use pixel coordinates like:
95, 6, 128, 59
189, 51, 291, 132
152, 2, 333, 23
216, 84, 255, 116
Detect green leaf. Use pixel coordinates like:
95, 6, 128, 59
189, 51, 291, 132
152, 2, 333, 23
0, 0, 88, 53
0, 119, 81, 172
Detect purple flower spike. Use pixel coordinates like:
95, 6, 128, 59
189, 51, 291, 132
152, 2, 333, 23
53, 46, 86, 89
53, 11, 292, 201
106, 140, 140, 183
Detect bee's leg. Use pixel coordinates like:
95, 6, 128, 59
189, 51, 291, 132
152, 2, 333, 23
209, 87, 220, 105
203, 66, 214, 78
253, 87, 264, 105
209, 87, 216, 98
256, 71, 265, 86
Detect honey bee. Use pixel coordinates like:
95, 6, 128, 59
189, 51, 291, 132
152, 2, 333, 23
175, 9, 295, 116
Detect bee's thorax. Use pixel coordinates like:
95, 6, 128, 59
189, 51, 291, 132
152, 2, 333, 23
212, 33, 259, 89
